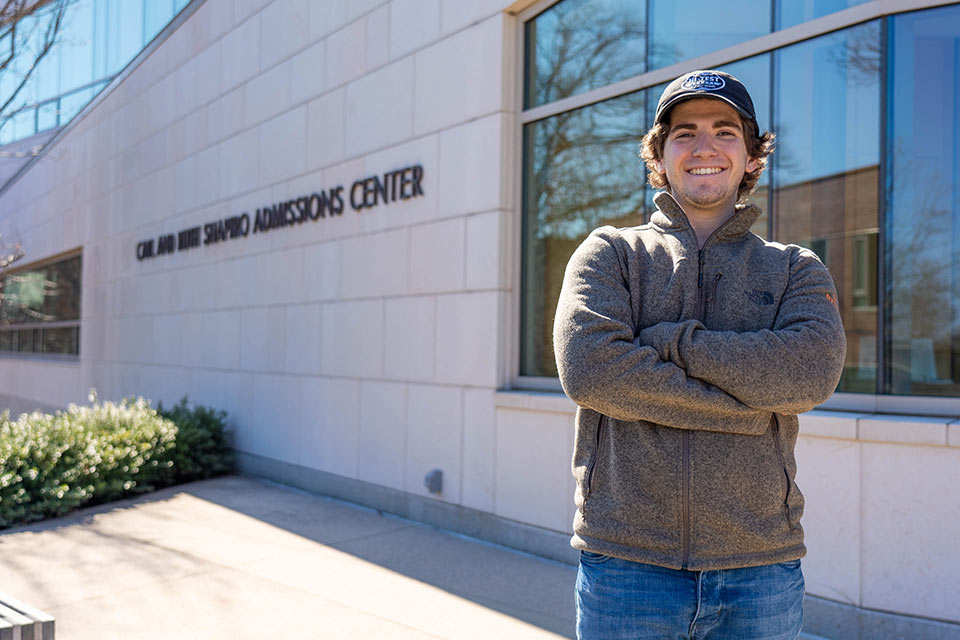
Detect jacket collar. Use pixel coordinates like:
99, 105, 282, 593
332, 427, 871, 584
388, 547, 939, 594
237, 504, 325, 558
651, 191, 762, 243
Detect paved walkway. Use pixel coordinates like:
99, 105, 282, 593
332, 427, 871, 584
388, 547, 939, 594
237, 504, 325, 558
0, 475, 834, 639
0, 475, 577, 639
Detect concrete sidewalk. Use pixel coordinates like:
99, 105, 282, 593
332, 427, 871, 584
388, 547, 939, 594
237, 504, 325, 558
0, 475, 834, 639
0, 475, 577, 639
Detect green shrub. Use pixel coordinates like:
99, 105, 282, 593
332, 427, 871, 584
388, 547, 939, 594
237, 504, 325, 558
157, 397, 233, 482
0, 395, 232, 530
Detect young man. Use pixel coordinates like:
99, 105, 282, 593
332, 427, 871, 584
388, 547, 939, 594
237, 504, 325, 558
553, 70, 847, 639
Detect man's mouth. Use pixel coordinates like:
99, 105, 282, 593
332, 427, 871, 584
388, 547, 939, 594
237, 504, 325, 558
687, 167, 725, 175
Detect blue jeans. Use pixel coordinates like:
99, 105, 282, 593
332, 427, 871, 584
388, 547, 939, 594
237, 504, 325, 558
576, 551, 804, 640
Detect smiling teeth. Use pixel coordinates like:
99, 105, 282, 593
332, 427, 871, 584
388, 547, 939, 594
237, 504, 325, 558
689, 168, 723, 175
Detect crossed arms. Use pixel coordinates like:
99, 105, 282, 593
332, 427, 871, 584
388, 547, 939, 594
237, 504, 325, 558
552, 228, 847, 435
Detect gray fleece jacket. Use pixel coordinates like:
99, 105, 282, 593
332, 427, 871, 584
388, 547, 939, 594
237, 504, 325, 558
553, 191, 846, 571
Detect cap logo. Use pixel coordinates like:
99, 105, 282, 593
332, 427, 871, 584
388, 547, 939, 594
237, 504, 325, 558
681, 72, 725, 92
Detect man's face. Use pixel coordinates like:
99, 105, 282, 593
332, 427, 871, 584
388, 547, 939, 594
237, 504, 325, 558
656, 98, 758, 218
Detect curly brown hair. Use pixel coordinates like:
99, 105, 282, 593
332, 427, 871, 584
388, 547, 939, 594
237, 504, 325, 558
639, 110, 775, 201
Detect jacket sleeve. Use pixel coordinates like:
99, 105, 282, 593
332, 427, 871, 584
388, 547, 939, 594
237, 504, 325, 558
553, 227, 772, 435
637, 246, 847, 415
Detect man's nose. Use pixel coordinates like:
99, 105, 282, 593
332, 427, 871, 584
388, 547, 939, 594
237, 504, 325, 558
692, 134, 717, 156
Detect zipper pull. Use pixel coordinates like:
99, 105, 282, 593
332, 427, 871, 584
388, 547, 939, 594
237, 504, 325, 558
698, 250, 704, 288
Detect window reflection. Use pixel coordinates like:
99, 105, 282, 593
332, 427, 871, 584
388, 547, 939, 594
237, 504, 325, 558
717, 55, 772, 238
524, 0, 646, 109
1, 0, 183, 147
0, 255, 81, 356
521, 91, 649, 377
649, 0, 770, 70
60, 0, 95, 89
776, 0, 871, 30
888, 6, 960, 396
773, 21, 881, 393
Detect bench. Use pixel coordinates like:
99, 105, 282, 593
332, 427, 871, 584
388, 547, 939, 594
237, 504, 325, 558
0, 592, 54, 640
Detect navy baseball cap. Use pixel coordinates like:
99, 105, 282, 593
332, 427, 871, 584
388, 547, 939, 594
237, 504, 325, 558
654, 70, 757, 130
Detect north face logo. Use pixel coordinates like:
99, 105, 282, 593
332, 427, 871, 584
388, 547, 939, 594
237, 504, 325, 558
681, 72, 725, 92
747, 290, 774, 305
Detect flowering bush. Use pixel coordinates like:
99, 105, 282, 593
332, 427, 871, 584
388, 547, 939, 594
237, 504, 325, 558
0, 395, 231, 529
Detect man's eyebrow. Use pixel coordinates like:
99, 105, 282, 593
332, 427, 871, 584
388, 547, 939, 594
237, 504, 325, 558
715, 119, 742, 130
668, 120, 743, 134
669, 122, 697, 133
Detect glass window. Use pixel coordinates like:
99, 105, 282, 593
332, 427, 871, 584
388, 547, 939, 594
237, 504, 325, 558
144, 0, 176, 43
37, 99, 59, 131
11, 109, 36, 139
17, 329, 35, 353
42, 326, 79, 354
648, 0, 770, 70
887, 5, 960, 396
59, 0, 96, 91
0, 254, 81, 356
35, 38, 61, 103
59, 85, 96, 124
524, 0, 646, 109
777, 0, 871, 30
719, 55, 772, 238
105, 0, 145, 72
2, 0, 181, 148
521, 90, 650, 377
772, 21, 881, 393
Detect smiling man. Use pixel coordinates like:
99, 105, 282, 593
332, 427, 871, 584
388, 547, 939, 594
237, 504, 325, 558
553, 70, 847, 639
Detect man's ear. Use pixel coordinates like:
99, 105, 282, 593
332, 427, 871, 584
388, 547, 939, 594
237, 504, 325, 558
654, 160, 664, 173
746, 157, 759, 173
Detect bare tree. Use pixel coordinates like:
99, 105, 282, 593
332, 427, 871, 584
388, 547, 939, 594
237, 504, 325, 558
0, 0, 71, 131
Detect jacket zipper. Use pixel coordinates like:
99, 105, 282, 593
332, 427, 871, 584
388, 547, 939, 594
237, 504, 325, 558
770, 415, 793, 524
682, 249, 710, 568
710, 273, 723, 320
683, 243, 722, 568
683, 213, 743, 567
585, 414, 608, 496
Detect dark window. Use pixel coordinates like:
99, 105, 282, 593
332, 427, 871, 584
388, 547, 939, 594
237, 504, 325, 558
887, 5, 960, 396
772, 21, 881, 393
524, 0, 646, 109
521, 90, 650, 377
0, 254, 81, 355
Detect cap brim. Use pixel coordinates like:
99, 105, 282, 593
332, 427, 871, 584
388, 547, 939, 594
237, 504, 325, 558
656, 93, 755, 126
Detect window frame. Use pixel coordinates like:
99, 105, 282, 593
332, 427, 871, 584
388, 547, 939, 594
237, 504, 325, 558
0, 248, 82, 359
512, 0, 960, 416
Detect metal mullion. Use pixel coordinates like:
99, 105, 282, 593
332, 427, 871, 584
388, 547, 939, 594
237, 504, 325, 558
519, 0, 958, 127
767, 43, 777, 242
510, 4, 532, 387
2, 248, 81, 275
877, 16, 890, 395
768, 0, 775, 241
6, 75, 119, 124
0, 320, 79, 331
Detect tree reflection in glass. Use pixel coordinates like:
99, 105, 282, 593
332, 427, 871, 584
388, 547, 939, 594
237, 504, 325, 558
773, 22, 881, 394
648, 0, 770, 70
524, 0, 646, 109
521, 91, 649, 377
887, 6, 960, 396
